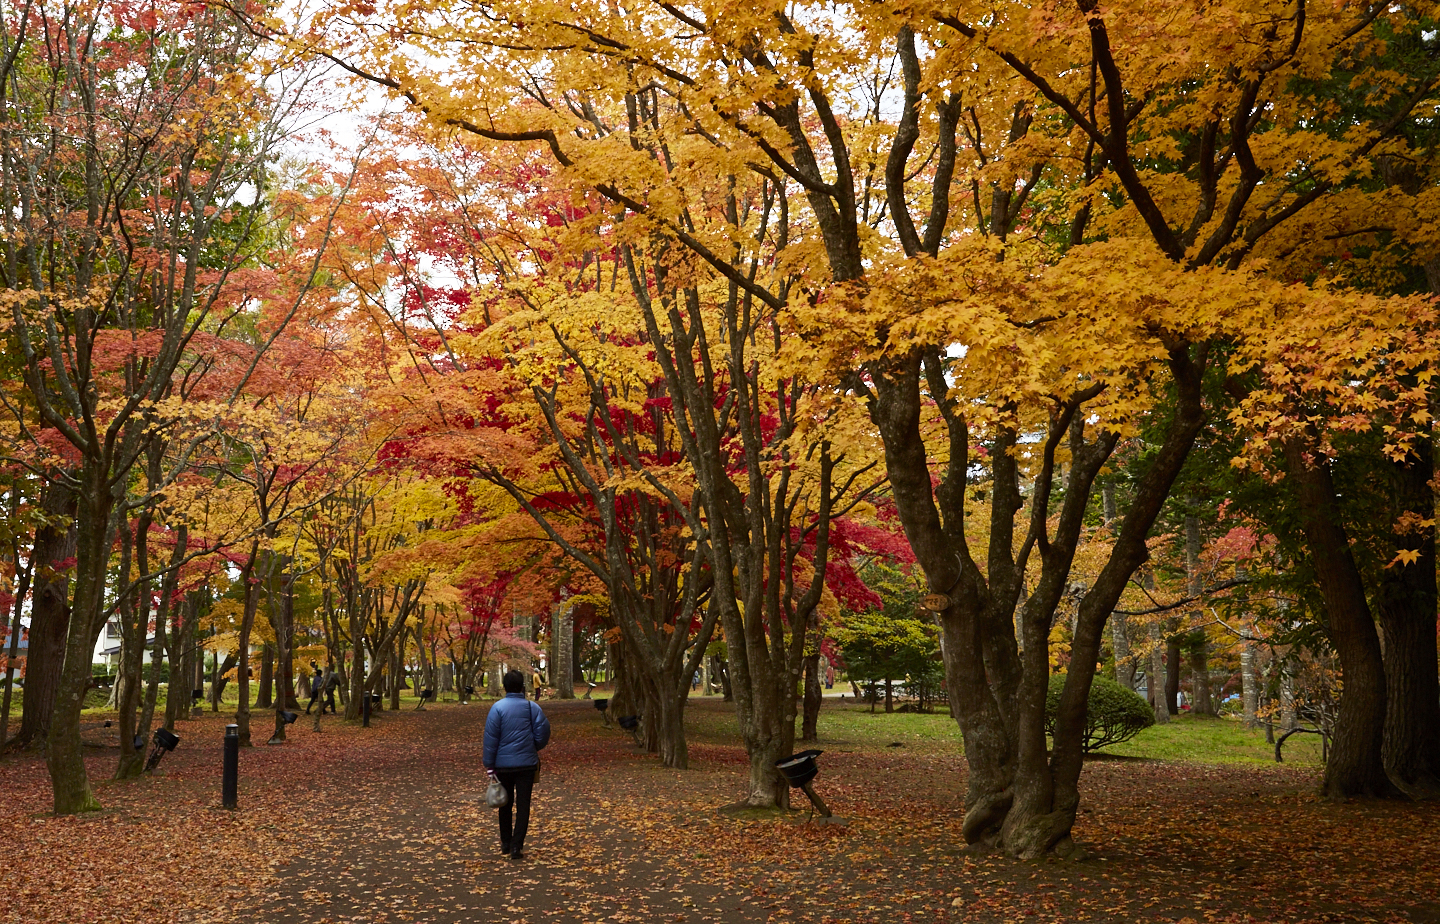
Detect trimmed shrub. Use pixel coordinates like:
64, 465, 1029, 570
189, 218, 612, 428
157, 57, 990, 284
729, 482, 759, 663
1045, 673, 1155, 752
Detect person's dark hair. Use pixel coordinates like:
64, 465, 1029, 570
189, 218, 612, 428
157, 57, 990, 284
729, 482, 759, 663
502, 669, 525, 694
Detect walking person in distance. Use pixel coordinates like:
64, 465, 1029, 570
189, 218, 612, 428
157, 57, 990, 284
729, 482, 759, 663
304, 663, 324, 715
322, 665, 340, 714
484, 669, 551, 861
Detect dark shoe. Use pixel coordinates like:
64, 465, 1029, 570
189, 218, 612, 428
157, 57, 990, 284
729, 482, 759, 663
509, 850, 526, 861
500, 842, 511, 855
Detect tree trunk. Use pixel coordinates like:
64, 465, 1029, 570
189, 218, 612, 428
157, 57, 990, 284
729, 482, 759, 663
1188, 639, 1213, 716
1110, 614, 1135, 690
47, 465, 117, 814
389, 642, 402, 711
234, 542, 269, 745
1165, 632, 1182, 715
279, 569, 300, 709
1147, 616, 1169, 725
801, 650, 821, 741
1279, 664, 1298, 731
555, 601, 575, 699
167, 595, 200, 728
1375, 446, 1440, 797
645, 667, 688, 768
1285, 441, 1396, 799
607, 639, 643, 721
115, 525, 148, 780
255, 643, 275, 710
13, 481, 75, 752
571, 618, 583, 691
1241, 632, 1260, 729
716, 656, 732, 702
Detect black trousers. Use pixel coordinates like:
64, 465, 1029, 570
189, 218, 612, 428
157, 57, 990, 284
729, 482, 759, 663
495, 767, 536, 852
304, 691, 321, 713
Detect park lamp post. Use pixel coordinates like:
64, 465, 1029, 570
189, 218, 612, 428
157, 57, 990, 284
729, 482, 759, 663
775, 749, 835, 821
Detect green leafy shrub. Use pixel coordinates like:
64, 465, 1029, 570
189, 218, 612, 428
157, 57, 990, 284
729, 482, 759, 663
1045, 673, 1155, 752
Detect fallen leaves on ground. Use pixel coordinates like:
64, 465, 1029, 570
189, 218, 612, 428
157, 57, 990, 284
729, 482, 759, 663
3, 700, 1437, 924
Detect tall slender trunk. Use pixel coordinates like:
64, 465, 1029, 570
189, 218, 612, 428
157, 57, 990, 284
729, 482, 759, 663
1110, 615, 1135, 690
1279, 664, 1297, 731
1148, 619, 1169, 725
278, 568, 299, 710
801, 650, 821, 740
1285, 441, 1395, 799
115, 524, 148, 780
14, 484, 74, 751
1165, 632, 1182, 715
1241, 631, 1260, 729
1188, 643, 1213, 716
255, 643, 274, 710
555, 602, 575, 699
1, 531, 33, 748
235, 542, 263, 746
47, 466, 117, 814
1375, 446, 1440, 797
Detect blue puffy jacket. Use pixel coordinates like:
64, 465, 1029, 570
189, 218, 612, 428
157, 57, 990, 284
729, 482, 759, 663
483, 693, 551, 770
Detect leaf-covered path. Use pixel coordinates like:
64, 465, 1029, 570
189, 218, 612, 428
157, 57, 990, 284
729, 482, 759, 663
243, 699, 766, 924
6, 697, 1440, 924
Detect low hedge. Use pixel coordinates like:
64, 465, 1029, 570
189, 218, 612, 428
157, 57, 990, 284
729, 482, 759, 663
1045, 672, 1155, 752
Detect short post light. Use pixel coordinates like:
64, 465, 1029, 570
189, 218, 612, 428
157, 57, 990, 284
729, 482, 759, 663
222, 724, 239, 809
145, 728, 180, 773
775, 749, 835, 821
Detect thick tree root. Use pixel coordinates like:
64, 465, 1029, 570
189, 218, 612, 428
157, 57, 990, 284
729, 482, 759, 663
960, 788, 1012, 846
1001, 809, 1074, 860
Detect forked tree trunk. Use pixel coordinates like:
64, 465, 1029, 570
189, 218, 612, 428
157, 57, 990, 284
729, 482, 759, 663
1285, 441, 1396, 799
876, 346, 1205, 857
645, 668, 689, 769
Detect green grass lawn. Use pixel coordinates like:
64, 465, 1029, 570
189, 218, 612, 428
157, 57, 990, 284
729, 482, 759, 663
683, 695, 1323, 768
1101, 711, 1325, 765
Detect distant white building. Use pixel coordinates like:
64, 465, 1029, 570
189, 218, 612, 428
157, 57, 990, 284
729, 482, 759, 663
93, 619, 157, 669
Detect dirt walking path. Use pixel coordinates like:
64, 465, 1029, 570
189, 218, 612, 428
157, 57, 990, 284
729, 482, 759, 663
239, 700, 768, 924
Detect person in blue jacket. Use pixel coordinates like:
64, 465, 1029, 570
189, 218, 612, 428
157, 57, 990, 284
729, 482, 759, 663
483, 669, 551, 860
